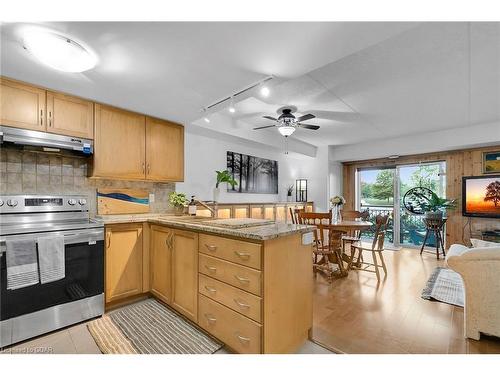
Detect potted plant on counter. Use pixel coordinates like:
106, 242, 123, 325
168, 191, 189, 215
330, 195, 346, 223
214, 170, 238, 202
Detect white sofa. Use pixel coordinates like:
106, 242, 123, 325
446, 239, 500, 340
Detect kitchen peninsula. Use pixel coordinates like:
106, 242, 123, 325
95, 214, 315, 354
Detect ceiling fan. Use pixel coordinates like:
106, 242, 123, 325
253, 108, 319, 137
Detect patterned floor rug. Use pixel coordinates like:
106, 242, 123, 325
421, 267, 465, 307
88, 298, 223, 354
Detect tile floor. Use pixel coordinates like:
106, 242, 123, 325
1, 320, 333, 354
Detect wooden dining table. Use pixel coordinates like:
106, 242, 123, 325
325, 220, 372, 276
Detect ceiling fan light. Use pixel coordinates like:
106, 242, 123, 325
278, 126, 295, 137
23, 30, 96, 73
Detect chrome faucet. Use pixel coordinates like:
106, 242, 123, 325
195, 199, 218, 218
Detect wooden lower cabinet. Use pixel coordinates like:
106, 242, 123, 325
105, 224, 144, 303
150, 225, 172, 304
171, 229, 199, 322
105, 223, 312, 353
198, 294, 262, 354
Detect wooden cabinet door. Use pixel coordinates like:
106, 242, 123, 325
150, 226, 172, 304
105, 224, 143, 303
93, 104, 146, 179
0, 78, 46, 131
145, 117, 184, 181
46, 91, 94, 139
171, 229, 198, 322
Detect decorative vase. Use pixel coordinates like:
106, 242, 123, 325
287, 193, 292, 202
213, 187, 220, 203
332, 205, 342, 224
174, 206, 184, 216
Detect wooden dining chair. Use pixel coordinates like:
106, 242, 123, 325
349, 214, 389, 282
340, 209, 370, 254
297, 212, 346, 279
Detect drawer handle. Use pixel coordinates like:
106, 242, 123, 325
204, 313, 217, 323
204, 265, 217, 272
234, 275, 250, 284
204, 285, 217, 293
205, 244, 217, 251
235, 333, 251, 344
233, 299, 250, 309
234, 251, 251, 259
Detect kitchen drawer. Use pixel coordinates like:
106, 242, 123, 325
199, 274, 262, 323
199, 254, 262, 296
198, 294, 262, 354
199, 234, 262, 270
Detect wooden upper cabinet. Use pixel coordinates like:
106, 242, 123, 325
0, 78, 46, 131
46, 91, 94, 139
93, 104, 146, 180
105, 224, 144, 303
145, 117, 184, 182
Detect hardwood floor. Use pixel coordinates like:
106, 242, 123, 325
311, 247, 500, 354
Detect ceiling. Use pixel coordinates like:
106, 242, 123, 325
1, 22, 499, 150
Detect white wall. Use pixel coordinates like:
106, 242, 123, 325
176, 127, 331, 211
329, 121, 500, 162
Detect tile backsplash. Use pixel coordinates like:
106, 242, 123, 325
0, 147, 175, 216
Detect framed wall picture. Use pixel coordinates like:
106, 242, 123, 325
483, 151, 500, 174
227, 151, 278, 194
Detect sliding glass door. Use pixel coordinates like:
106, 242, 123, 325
357, 161, 446, 248
396, 162, 446, 247
358, 168, 395, 245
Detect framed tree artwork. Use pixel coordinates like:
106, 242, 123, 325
227, 151, 278, 194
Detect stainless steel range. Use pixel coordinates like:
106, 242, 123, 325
0, 194, 104, 347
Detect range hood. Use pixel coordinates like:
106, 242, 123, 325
0, 126, 93, 155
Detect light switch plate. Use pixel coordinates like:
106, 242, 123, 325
149, 193, 155, 203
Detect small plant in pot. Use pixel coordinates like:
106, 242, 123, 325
286, 184, 294, 202
213, 170, 238, 202
168, 191, 189, 215
418, 191, 457, 220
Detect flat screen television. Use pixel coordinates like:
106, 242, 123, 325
462, 175, 500, 218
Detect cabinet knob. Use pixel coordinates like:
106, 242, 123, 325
205, 244, 217, 251
234, 275, 250, 284
204, 265, 217, 272
204, 314, 217, 324
234, 251, 250, 259
204, 285, 217, 293
233, 299, 250, 309
235, 333, 251, 344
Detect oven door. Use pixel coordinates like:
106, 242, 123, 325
0, 228, 104, 321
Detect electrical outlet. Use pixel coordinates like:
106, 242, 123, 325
149, 193, 155, 203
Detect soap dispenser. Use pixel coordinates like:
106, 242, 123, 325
188, 196, 197, 216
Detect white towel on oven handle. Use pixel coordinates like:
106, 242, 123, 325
37, 235, 65, 284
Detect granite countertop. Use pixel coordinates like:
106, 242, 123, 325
93, 214, 315, 241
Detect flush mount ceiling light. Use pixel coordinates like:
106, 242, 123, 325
228, 97, 236, 113
23, 30, 97, 73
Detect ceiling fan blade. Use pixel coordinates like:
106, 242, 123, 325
263, 115, 278, 121
297, 123, 320, 130
305, 110, 360, 122
295, 113, 315, 122
253, 125, 276, 130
